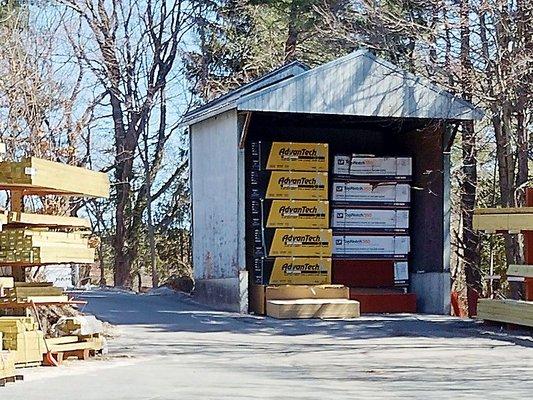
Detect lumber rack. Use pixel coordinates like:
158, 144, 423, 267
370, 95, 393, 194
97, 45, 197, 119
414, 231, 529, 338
473, 189, 533, 328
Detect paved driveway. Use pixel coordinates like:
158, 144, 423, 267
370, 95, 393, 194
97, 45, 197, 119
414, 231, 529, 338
4, 289, 533, 399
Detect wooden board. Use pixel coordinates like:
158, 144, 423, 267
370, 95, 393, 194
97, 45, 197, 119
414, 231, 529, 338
45, 336, 79, 346
474, 207, 533, 215
266, 285, 349, 301
477, 299, 533, 328
266, 299, 360, 319
6, 212, 91, 229
507, 265, 533, 278
0, 157, 109, 198
249, 284, 266, 315
47, 337, 103, 353
473, 210, 533, 233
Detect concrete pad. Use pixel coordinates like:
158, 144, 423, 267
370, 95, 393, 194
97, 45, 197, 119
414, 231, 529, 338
4, 289, 532, 399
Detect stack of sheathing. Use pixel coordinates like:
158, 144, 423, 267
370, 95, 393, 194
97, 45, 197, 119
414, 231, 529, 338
248, 142, 359, 319
0, 317, 45, 366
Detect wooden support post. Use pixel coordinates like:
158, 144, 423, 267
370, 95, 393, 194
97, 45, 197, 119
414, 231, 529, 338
9, 190, 25, 282
10, 190, 23, 212
523, 189, 533, 301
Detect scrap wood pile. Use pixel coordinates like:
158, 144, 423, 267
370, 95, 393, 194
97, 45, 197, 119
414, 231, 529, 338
0, 151, 110, 386
0, 315, 105, 382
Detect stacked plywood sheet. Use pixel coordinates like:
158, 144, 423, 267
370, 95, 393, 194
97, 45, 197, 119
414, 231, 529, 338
0, 157, 109, 198
264, 284, 360, 319
0, 229, 95, 266
477, 299, 533, 328
0, 317, 46, 366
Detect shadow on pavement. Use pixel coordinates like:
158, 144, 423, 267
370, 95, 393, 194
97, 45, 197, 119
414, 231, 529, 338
74, 289, 533, 349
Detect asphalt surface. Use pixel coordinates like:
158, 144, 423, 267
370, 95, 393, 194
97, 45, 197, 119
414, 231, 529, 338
4, 289, 533, 399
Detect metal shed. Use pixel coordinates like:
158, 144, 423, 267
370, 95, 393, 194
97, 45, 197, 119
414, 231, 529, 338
183, 50, 482, 314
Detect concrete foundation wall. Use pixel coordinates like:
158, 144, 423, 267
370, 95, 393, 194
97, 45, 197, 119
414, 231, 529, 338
411, 272, 451, 314
194, 271, 248, 313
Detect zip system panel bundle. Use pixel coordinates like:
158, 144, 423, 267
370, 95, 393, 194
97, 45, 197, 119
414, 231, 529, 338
330, 154, 416, 313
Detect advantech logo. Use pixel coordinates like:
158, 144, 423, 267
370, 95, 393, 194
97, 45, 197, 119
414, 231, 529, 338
278, 147, 323, 160
281, 234, 323, 246
278, 205, 319, 216
281, 261, 322, 274
277, 177, 323, 188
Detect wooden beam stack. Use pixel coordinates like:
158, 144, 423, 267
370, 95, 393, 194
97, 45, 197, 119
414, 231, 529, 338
2, 282, 69, 304
0, 317, 46, 367
0, 229, 95, 266
477, 299, 533, 328
0, 157, 109, 198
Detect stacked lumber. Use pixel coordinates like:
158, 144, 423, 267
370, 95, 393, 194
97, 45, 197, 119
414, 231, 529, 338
0, 277, 13, 297
473, 207, 533, 233
2, 282, 69, 304
263, 284, 360, 319
0, 157, 109, 198
0, 350, 21, 385
0, 317, 46, 367
4, 211, 91, 229
0, 229, 95, 266
477, 299, 533, 328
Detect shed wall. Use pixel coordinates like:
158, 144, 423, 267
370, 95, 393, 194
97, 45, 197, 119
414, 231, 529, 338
190, 109, 247, 312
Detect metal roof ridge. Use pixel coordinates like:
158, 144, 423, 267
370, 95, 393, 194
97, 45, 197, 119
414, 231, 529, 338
364, 52, 484, 119
236, 49, 369, 107
182, 60, 310, 124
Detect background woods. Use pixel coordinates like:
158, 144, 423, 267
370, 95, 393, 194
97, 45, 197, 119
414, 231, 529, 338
0, 0, 531, 312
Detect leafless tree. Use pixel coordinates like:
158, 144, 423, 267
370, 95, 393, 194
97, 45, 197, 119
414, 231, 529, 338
58, 0, 196, 287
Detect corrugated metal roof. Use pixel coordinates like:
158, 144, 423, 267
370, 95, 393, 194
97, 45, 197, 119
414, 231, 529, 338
181, 61, 310, 126
183, 50, 483, 127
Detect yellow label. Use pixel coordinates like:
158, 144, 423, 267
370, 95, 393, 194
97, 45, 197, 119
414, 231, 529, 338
269, 257, 332, 285
266, 171, 328, 200
267, 200, 329, 228
266, 142, 329, 171
269, 228, 333, 257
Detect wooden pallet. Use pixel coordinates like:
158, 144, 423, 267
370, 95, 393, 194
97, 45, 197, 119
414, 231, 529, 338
0, 374, 23, 387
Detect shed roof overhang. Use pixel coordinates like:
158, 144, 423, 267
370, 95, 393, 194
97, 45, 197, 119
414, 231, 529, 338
182, 50, 483, 128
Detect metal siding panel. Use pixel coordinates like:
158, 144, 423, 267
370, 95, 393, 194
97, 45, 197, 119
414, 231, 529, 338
237, 51, 482, 120
191, 110, 240, 281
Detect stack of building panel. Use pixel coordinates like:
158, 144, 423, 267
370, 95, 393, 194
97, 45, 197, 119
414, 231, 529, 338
331, 155, 416, 313
249, 141, 359, 318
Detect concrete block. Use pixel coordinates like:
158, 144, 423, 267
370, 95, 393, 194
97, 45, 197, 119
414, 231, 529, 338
410, 272, 451, 315
193, 277, 243, 312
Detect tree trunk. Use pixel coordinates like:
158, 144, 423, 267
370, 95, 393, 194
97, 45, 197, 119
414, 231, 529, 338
459, 0, 481, 316
284, 1, 298, 63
